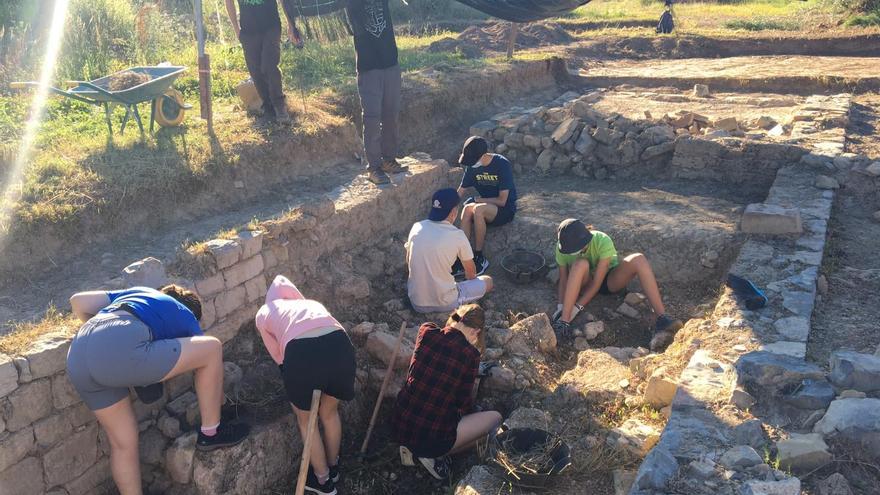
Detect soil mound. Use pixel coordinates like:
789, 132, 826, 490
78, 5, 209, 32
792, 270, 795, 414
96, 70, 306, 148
452, 21, 574, 52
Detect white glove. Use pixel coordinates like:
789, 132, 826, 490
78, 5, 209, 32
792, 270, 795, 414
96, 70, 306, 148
552, 304, 563, 321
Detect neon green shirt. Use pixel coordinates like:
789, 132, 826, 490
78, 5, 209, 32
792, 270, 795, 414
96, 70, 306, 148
555, 230, 619, 271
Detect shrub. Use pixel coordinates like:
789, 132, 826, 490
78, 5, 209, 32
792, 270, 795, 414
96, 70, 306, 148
61, 0, 137, 80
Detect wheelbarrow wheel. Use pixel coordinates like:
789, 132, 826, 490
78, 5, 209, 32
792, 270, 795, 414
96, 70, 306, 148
154, 89, 186, 127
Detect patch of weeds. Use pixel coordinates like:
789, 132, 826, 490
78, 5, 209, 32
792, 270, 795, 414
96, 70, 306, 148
724, 18, 801, 30
0, 305, 79, 356
844, 11, 880, 25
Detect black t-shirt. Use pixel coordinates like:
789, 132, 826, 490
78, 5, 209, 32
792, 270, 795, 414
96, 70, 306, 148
238, 0, 281, 35
460, 154, 518, 212
346, 0, 398, 72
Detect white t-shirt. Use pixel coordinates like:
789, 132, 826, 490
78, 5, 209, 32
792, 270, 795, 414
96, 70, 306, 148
406, 220, 474, 309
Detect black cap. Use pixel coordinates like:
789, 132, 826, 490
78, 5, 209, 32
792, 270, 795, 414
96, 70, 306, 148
428, 188, 461, 221
458, 136, 489, 167
557, 218, 593, 254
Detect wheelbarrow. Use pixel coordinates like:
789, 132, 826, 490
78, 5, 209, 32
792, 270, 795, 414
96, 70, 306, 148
11, 65, 191, 135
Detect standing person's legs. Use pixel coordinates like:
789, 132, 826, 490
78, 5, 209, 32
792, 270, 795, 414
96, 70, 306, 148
318, 395, 342, 466
604, 253, 665, 316
448, 410, 502, 454
357, 69, 384, 173
160, 336, 225, 429
94, 399, 142, 495
379, 65, 402, 163
240, 31, 273, 114
259, 25, 286, 115
293, 404, 331, 478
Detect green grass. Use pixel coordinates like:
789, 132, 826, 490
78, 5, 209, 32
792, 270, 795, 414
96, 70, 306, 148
844, 11, 880, 25
724, 18, 801, 30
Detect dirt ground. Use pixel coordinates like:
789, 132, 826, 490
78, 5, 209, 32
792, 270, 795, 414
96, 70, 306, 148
808, 93, 880, 366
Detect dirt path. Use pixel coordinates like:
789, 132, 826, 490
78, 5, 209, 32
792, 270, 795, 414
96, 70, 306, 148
808, 93, 880, 365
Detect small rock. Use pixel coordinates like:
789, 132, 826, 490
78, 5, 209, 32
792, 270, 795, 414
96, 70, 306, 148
783, 378, 835, 410
777, 433, 831, 473
864, 161, 880, 176
817, 275, 829, 296
644, 369, 678, 408
719, 445, 763, 469
619, 379, 630, 389
693, 84, 710, 97
829, 351, 880, 393
582, 321, 606, 340
509, 314, 557, 354
122, 257, 168, 289
768, 124, 785, 137
624, 292, 647, 306
837, 389, 866, 399
713, 117, 739, 132
741, 477, 800, 495
688, 458, 716, 480
815, 175, 840, 189
816, 473, 853, 495
730, 388, 757, 410
574, 337, 589, 351
734, 419, 766, 450
609, 419, 661, 457
504, 407, 551, 430
755, 116, 778, 130
616, 303, 640, 319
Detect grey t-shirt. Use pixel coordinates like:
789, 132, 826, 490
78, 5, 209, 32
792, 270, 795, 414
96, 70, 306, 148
405, 220, 474, 309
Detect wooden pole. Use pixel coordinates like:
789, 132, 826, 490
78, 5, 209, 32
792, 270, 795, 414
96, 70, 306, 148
193, 0, 213, 128
506, 22, 519, 60
360, 322, 407, 455
295, 389, 323, 495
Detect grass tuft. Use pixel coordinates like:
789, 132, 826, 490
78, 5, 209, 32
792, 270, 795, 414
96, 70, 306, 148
0, 305, 80, 356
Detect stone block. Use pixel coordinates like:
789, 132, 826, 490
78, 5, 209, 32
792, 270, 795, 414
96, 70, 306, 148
777, 433, 831, 473
693, 84, 710, 97
0, 457, 45, 495
236, 230, 264, 259
814, 398, 880, 445
741, 203, 803, 235
504, 408, 550, 431
205, 239, 242, 270
43, 424, 98, 486
736, 351, 823, 396
509, 313, 556, 354
719, 445, 763, 469
140, 427, 167, 466
166, 432, 197, 484
365, 331, 414, 370
23, 335, 70, 380
608, 419, 660, 457
616, 302, 640, 319
713, 117, 739, 132
194, 273, 225, 297
6, 379, 52, 431
122, 257, 168, 289
13, 356, 31, 383
783, 378, 834, 410
734, 419, 766, 450
760, 341, 806, 359
741, 477, 801, 495
52, 372, 81, 409
158, 413, 182, 438
334, 276, 371, 301
487, 327, 512, 347
829, 351, 880, 393
582, 321, 605, 340
34, 412, 73, 450
0, 354, 18, 399
816, 473, 853, 495
633, 446, 677, 491
484, 366, 516, 392
213, 285, 247, 319
574, 128, 596, 155
455, 465, 503, 494
0, 426, 34, 472
552, 118, 580, 144
200, 297, 216, 329
688, 459, 716, 480
244, 274, 268, 303
774, 317, 809, 342
222, 255, 264, 289
644, 369, 678, 408
65, 457, 110, 495
815, 175, 840, 190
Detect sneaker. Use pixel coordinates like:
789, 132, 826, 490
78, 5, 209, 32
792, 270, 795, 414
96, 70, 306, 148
474, 254, 489, 275
305, 467, 337, 495
654, 314, 683, 335
367, 169, 390, 185
553, 320, 573, 340
196, 422, 250, 451
418, 456, 450, 481
381, 159, 408, 174
451, 258, 465, 277
329, 459, 340, 483
399, 446, 416, 466
275, 105, 292, 125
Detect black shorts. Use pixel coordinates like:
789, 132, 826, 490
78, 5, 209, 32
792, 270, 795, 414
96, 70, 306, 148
282, 330, 356, 410
599, 267, 624, 295
409, 436, 456, 459
488, 205, 515, 228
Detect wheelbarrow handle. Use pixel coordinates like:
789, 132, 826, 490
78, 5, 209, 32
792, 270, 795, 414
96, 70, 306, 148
77, 81, 117, 100
10, 81, 100, 105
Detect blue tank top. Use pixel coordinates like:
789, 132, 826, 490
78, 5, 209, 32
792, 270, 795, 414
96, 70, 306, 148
99, 287, 202, 341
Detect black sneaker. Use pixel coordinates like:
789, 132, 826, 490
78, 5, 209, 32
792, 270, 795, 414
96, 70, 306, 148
305, 467, 337, 495
367, 169, 391, 185
654, 314, 683, 334
418, 456, 450, 481
196, 422, 250, 451
474, 254, 489, 275
329, 459, 340, 483
451, 258, 465, 277
381, 159, 408, 174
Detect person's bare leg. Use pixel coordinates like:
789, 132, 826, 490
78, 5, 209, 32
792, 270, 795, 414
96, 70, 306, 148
161, 336, 224, 427
448, 411, 503, 455
293, 404, 330, 478
562, 259, 590, 322
318, 395, 342, 466
460, 203, 476, 240
94, 398, 142, 495
606, 253, 666, 315
472, 203, 498, 252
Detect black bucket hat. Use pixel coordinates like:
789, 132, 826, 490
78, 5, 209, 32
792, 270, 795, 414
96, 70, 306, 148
459, 136, 489, 167
557, 218, 593, 254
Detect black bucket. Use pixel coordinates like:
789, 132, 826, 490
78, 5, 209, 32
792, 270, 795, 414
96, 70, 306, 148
500, 249, 546, 284
488, 427, 571, 488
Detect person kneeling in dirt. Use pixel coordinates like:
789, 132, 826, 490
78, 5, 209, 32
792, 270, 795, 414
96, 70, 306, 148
67, 285, 249, 495
255, 274, 357, 495
406, 188, 494, 313
551, 218, 683, 351
453, 136, 518, 276
392, 304, 503, 480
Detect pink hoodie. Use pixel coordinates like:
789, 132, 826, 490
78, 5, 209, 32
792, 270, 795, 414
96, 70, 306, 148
255, 275, 344, 364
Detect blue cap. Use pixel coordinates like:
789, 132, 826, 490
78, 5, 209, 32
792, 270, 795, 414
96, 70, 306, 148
428, 188, 460, 221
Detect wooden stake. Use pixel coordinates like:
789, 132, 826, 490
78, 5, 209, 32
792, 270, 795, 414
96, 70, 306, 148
295, 389, 323, 495
360, 321, 407, 455
507, 23, 519, 60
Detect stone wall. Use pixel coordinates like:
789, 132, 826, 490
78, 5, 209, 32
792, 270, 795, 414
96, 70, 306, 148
0, 155, 458, 495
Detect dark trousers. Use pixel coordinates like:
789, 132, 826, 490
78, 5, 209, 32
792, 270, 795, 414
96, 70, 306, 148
357, 65, 401, 171
240, 26, 285, 112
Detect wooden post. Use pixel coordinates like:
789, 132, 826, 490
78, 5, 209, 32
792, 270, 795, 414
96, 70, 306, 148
506, 22, 519, 60
360, 322, 408, 455
295, 390, 323, 495
193, 0, 213, 128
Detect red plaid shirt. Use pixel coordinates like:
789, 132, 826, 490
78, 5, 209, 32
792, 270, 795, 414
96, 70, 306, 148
392, 323, 480, 452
